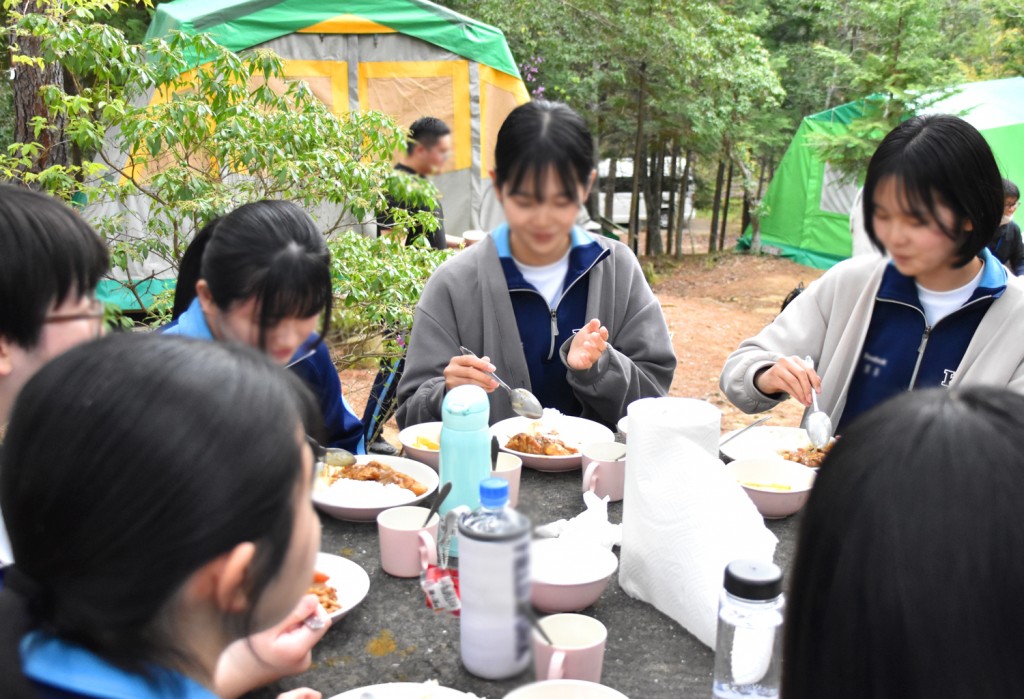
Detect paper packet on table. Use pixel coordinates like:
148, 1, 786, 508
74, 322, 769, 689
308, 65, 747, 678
535, 489, 621, 550
618, 397, 777, 649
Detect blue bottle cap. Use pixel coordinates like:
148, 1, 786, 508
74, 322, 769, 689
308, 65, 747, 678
479, 477, 509, 508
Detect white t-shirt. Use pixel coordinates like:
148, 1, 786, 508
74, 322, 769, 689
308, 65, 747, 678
514, 249, 571, 308
916, 266, 984, 327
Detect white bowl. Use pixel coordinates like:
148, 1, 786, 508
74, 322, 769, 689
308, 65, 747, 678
491, 415, 614, 472
531, 539, 619, 612
313, 455, 439, 522
313, 552, 370, 621
727, 457, 817, 519
504, 680, 629, 699
398, 421, 442, 471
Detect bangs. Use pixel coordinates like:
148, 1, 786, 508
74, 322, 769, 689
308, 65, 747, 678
255, 250, 332, 326
504, 149, 583, 203
880, 172, 958, 240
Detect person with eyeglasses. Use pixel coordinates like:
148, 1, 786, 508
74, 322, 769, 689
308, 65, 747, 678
0, 186, 328, 699
986, 178, 1023, 276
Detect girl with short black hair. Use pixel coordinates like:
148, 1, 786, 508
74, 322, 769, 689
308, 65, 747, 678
0, 334, 322, 698
722, 114, 1024, 431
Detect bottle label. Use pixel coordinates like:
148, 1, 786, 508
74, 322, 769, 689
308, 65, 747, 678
421, 565, 461, 616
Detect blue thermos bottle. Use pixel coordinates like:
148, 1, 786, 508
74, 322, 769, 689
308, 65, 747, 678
439, 385, 492, 558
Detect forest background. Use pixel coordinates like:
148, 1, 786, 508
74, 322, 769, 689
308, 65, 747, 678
0, 0, 1021, 400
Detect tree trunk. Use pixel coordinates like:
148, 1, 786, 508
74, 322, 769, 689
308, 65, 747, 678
603, 157, 617, 221
708, 158, 726, 253
645, 144, 664, 256
628, 62, 647, 254
731, 146, 763, 255
13, 2, 70, 175
666, 143, 679, 254
675, 150, 692, 259
718, 157, 734, 251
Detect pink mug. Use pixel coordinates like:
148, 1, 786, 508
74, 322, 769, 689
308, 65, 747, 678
581, 442, 627, 502
376, 506, 439, 578
533, 613, 608, 684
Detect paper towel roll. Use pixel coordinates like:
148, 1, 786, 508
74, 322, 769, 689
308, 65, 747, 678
619, 397, 777, 649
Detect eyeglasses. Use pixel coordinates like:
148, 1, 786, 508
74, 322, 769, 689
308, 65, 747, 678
43, 298, 106, 338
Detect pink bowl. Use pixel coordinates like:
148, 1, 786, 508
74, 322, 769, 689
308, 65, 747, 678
531, 539, 618, 613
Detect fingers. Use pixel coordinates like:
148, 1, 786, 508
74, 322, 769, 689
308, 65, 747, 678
444, 354, 499, 392
756, 356, 822, 406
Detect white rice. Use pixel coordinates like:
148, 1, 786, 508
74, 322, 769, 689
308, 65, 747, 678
319, 478, 417, 508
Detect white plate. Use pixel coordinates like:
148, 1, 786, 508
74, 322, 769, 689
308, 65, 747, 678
313, 455, 439, 522
329, 682, 472, 699
719, 425, 814, 464
490, 416, 614, 472
313, 552, 370, 621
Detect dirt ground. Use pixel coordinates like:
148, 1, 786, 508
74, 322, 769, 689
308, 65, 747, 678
338, 226, 826, 443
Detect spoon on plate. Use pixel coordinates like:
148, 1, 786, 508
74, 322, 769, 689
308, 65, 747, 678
803, 356, 833, 449
459, 346, 544, 419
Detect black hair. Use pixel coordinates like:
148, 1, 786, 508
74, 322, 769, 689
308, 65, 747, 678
862, 114, 1003, 267
493, 100, 594, 204
0, 334, 322, 697
783, 387, 1024, 699
1003, 178, 1019, 202
172, 200, 332, 348
407, 116, 451, 155
0, 185, 108, 348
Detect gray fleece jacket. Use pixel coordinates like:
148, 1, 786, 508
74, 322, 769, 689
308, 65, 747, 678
396, 234, 676, 428
721, 254, 1024, 428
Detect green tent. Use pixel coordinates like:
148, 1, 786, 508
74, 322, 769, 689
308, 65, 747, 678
95, 0, 529, 310
742, 77, 1024, 269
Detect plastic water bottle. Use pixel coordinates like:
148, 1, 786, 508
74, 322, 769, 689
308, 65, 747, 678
458, 478, 531, 679
712, 560, 785, 699
439, 385, 492, 557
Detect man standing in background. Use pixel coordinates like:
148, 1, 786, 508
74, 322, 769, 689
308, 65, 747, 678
366, 117, 453, 454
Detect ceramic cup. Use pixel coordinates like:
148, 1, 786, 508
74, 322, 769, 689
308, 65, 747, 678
581, 442, 627, 502
376, 505, 439, 578
533, 613, 608, 684
490, 452, 523, 507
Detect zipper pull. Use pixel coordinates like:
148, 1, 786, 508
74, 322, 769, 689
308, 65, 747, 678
548, 309, 558, 360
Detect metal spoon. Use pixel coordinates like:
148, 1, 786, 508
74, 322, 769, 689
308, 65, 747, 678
718, 416, 772, 448
518, 600, 554, 645
458, 346, 543, 419
803, 356, 833, 449
423, 481, 452, 527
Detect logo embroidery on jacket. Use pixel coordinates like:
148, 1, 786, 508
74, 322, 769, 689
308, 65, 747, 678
862, 353, 887, 378
941, 369, 956, 387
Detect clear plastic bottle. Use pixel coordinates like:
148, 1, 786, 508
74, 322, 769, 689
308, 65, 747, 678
458, 478, 532, 679
439, 385, 492, 558
712, 559, 785, 699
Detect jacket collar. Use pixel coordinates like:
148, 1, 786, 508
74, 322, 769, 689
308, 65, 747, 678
21, 632, 217, 699
492, 223, 608, 293
173, 298, 214, 340
876, 247, 1007, 307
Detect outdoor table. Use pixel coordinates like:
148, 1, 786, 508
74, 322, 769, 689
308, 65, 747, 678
252, 464, 802, 699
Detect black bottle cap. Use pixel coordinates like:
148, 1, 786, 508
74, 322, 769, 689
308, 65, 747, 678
723, 559, 783, 600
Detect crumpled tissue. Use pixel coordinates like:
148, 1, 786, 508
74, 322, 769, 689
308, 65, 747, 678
618, 397, 777, 649
535, 489, 621, 550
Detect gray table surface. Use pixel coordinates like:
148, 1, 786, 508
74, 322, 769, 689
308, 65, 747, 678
252, 464, 801, 699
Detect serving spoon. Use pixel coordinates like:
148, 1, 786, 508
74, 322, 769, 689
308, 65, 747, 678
459, 346, 544, 419
803, 356, 833, 449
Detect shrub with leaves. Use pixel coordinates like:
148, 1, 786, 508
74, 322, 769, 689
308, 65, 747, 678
2, 0, 440, 326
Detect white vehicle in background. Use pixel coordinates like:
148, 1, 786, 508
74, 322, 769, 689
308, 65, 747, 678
595, 159, 694, 228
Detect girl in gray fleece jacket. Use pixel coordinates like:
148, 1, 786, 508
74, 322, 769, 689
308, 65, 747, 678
396, 101, 676, 428
722, 115, 1024, 432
